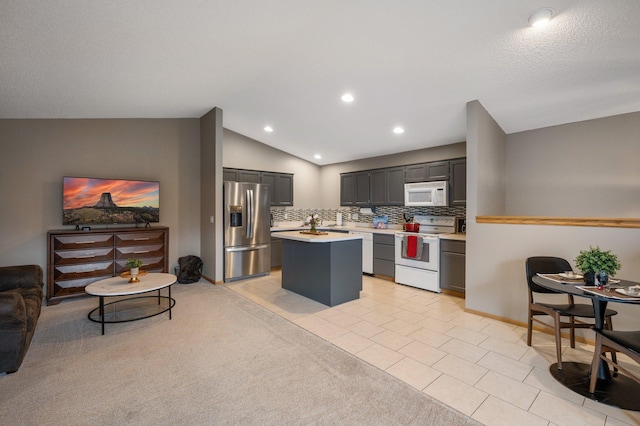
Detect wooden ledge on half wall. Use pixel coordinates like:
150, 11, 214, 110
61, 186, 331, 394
476, 216, 640, 229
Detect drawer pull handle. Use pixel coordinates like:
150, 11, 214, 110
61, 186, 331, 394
76, 241, 96, 244
77, 255, 96, 259
133, 238, 150, 241
133, 250, 149, 254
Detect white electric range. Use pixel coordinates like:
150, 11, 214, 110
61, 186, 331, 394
394, 216, 456, 292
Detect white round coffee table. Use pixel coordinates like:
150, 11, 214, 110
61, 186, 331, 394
85, 272, 177, 335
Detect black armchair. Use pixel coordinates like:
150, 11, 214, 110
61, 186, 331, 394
0, 265, 44, 373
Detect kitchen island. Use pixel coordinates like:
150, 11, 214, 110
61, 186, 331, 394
272, 231, 363, 306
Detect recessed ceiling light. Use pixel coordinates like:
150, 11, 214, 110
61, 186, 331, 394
528, 8, 553, 27
314, 154, 322, 160
264, 125, 274, 132
393, 127, 405, 134
341, 93, 354, 103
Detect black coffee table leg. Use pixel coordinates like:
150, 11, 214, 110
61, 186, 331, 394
99, 296, 105, 335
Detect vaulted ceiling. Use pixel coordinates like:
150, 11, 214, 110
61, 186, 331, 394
1, 1, 639, 165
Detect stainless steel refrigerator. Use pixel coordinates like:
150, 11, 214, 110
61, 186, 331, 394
223, 181, 271, 282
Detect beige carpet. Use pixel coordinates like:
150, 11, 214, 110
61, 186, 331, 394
0, 281, 481, 425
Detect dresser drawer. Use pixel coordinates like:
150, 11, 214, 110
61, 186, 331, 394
115, 244, 165, 259
53, 234, 114, 250
115, 231, 166, 247
53, 261, 115, 282
53, 248, 114, 265
53, 276, 111, 291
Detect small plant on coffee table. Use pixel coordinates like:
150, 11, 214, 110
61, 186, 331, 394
126, 258, 143, 270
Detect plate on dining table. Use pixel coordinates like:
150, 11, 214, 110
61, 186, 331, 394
615, 287, 640, 296
559, 272, 583, 279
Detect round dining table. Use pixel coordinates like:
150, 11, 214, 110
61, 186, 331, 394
532, 274, 640, 410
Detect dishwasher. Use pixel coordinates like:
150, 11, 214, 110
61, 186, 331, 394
349, 231, 373, 274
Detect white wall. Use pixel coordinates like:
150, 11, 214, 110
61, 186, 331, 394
222, 129, 322, 208
505, 111, 640, 217
466, 100, 506, 217
0, 119, 201, 290
466, 105, 640, 334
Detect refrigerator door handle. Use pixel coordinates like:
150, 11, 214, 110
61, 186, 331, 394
246, 188, 254, 239
225, 244, 268, 252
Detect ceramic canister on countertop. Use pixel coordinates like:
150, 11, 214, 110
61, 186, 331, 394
336, 212, 343, 226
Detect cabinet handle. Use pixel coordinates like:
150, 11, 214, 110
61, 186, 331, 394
133, 250, 149, 254
133, 238, 150, 241
75, 241, 96, 244
77, 255, 96, 259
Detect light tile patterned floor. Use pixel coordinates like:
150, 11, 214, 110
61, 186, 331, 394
225, 271, 640, 426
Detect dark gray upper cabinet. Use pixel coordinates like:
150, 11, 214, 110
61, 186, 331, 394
238, 170, 261, 183
340, 171, 370, 205
369, 169, 386, 205
450, 158, 466, 205
223, 168, 293, 206
262, 172, 293, 206
404, 164, 427, 182
223, 169, 239, 182
405, 160, 450, 182
386, 167, 405, 205
354, 171, 370, 205
340, 158, 464, 207
223, 168, 261, 183
369, 167, 404, 206
340, 173, 356, 206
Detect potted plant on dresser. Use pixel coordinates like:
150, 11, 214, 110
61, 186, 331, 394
574, 246, 621, 285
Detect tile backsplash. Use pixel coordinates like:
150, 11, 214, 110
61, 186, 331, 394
271, 205, 466, 225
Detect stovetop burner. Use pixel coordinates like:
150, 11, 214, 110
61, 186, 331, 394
399, 215, 456, 235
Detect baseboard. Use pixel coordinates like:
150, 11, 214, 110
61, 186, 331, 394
372, 274, 395, 282
463, 307, 597, 346
201, 274, 223, 285
441, 289, 464, 298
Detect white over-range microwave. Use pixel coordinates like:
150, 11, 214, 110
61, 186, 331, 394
404, 181, 448, 207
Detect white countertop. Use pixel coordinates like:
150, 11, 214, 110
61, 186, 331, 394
271, 223, 465, 241
440, 233, 466, 241
272, 230, 363, 243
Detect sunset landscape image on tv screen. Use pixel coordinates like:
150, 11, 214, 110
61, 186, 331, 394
63, 177, 159, 225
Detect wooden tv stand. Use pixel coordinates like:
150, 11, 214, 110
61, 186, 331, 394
46, 227, 169, 305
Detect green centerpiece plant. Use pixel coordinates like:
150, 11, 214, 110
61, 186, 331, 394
574, 246, 621, 284
307, 213, 320, 233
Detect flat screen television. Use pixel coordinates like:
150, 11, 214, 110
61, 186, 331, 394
63, 177, 160, 225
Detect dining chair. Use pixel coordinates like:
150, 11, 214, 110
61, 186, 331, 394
589, 329, 640, 393
525, 256, 618, 370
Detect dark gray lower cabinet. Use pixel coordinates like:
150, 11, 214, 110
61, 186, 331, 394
373, 234, 395, 278
440, 239, 465, 294
281, 238, 362, 306
271, 236, 282, 268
